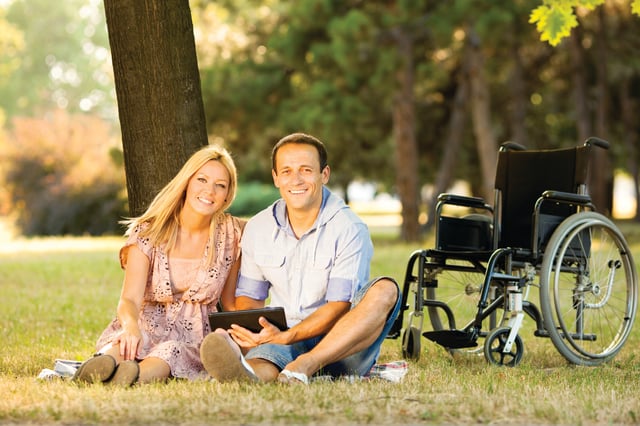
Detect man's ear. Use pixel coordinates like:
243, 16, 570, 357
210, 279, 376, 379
321, 165, 330, 184
272, 169, 279, 188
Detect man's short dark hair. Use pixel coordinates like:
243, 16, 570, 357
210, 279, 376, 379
271, 133, 328, 172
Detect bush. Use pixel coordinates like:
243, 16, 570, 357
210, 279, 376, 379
0, 110, 127, 236
227, 181, 280, 217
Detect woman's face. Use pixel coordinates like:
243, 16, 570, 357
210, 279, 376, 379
184, 160, 230, 217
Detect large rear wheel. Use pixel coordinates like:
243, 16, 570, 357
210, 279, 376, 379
540, 212, 638, 365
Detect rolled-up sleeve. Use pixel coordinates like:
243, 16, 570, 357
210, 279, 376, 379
236, 216, 271, 301
325, 222, 373, 302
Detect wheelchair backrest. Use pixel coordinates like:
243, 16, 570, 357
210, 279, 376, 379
494, 145, 592, 251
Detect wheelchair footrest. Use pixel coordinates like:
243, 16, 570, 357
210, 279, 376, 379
423, 330, 478, 349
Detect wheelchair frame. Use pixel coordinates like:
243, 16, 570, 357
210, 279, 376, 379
388, 137, 638, 366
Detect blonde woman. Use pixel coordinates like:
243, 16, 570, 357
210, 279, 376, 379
72, 145, 244, 385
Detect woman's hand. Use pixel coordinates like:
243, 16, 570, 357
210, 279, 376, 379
113, 326, 143, 361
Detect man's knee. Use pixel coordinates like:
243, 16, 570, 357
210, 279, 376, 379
365, 277, 399, 308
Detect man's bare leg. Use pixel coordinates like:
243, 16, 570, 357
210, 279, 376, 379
280, 278, 398, 379
246, 358, 280, 381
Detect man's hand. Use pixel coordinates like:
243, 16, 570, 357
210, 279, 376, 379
228, 316, 285, 348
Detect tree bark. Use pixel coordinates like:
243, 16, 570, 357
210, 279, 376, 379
569, 27, 591, 143
591, 9, 613, 216
391, 28, 420, 242
507, 44, 527, 147
103, 0, 207, 216
466, 28, 497, 201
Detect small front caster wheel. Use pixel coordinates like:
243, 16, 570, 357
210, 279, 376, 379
483, 326, 524, 367
402, 326, 422, 360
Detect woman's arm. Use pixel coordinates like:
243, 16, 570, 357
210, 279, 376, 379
115, 245, 149, 360
219, 217, 247, 311
219, 254, 241, 311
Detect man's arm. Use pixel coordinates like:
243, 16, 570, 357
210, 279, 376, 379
235, 295, 265, 310
273, 300, 350, 344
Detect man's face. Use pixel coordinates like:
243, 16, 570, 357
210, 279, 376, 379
272, 143, 330, 215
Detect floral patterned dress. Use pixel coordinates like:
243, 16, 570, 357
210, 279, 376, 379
95, 214, 242, 380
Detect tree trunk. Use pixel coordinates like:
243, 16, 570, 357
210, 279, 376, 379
391, 28, 420, 242
507, 44, 527, 147
590, 9, 613, 216
569, 27, 591, 143
466, 28, 497, 201
103, 0, 207, 216
619, 76, 640, 221
424, 69, 469, 232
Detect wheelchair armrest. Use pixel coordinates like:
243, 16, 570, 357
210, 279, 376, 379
437, 193, 492, 211
540, 190, 592, 206
435, 194, 494, 252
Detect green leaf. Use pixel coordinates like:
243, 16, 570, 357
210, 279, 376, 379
578, 0, 605, 10
530, 3, 577, 46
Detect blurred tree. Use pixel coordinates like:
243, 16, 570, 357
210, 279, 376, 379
0, 7, 24, 124
103, 0, 208, 215
197, 0, 435, 241
195, 0, 640, 241
1, 0, 115, 119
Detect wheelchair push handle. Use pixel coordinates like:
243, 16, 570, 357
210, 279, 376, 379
499, 141, 527, 152
584, 137, 609, 150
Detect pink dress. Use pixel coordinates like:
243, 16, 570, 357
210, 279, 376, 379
95, 214, 242, 380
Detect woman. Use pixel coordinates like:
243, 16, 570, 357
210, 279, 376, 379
72, 145, 243, 385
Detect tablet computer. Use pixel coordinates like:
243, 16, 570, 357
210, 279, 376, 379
208, 307, 288, 334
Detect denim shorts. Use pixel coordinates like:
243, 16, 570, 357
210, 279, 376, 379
245, 276, 401, 377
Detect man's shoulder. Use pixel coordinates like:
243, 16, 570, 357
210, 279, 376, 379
323, 190, 365, 223
322, 205, 370, 241
244, 202, 278, 232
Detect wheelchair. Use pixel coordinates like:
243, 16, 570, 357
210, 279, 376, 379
388, 137, 638, 367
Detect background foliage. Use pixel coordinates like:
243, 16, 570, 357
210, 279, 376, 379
1, 0, 640, 237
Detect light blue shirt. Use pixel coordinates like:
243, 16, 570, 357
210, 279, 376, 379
236, 187, 373, 326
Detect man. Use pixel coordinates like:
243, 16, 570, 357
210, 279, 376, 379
200, 132, 401, 384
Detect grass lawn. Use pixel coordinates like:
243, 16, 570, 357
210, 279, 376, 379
1, 224, 639, 425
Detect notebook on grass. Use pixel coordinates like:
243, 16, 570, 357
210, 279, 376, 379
208, 307, 288, 333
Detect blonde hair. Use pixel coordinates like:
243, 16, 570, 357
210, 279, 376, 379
121, 145, 238, 264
